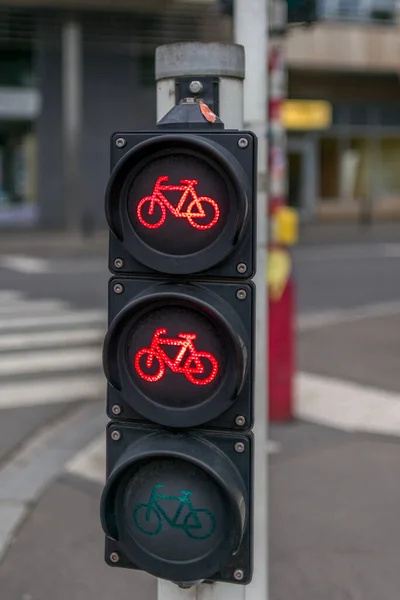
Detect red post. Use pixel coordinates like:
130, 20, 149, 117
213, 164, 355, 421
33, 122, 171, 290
268, 265, 295, 421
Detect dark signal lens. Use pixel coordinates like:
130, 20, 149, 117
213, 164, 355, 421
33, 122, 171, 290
126, 305, 227, 408
121, 458, 228, 563
127, 154, 230, 256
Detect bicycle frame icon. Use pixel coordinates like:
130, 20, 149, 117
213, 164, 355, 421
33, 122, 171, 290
136, 176, 220, 231
134, 328, 219, 386
133, 484, 216, 540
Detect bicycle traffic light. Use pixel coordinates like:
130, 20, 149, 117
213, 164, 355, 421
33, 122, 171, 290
105, 131, 254, 277
100, 99, 257, 587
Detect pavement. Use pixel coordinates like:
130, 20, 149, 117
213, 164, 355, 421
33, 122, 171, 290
298, 220, 400, 246
0, 234, 399, 599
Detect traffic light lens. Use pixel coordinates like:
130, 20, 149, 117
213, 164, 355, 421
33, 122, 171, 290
121, 458, 228, 563
127, 305, 226, 407
127, 153, 230, 256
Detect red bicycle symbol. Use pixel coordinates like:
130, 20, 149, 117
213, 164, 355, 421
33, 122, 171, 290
134, 328, 219, 386
136, 176, 220, 231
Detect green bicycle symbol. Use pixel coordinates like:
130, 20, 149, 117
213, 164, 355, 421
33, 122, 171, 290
133, 484, 216, 540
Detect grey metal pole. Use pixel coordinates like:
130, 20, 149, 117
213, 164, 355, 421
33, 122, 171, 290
156, 42, 247, 600
155, 13, 269, 598
234, 2, 269, 600
156, 42, 245, 129
62, 18, 82, 236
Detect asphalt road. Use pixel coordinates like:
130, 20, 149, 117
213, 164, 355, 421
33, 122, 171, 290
0, 239, 400, 600
294, 242, 400, 314
3, 240, 400, 312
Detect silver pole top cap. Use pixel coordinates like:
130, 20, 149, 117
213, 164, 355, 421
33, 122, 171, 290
155, 42, 245, 80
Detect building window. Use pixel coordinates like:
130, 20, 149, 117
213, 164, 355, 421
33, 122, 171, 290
379, 139, 400, 199
0, 49, 33, 87
137, 53, 156, 87
319, 138, 340, 200
344, 137, 372, 201
0, 123, 37, 224
318, 0, 395, 22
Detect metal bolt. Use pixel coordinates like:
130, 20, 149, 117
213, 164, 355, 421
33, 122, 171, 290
115, 137, 126, 148
110, 552, 120, 563
113, 283, 124, 295
236, 289, 247, 300
235, 415, 246, 427
189, 80, 204, 94
234, 441, 245, 453
234, 569, 244, 581
111, 404, 122, 416
113, 258, 124, 269
238, 137, 249, 149
236, 262, 247, 274
111, 430, 121, 441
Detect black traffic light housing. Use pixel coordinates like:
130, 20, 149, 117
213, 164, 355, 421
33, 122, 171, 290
101, 99, 256, 587
104, 276, 254, 429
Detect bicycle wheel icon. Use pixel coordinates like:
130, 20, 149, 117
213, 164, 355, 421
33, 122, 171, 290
137, 196, 166, 229
187, 197, 219, 230
183, 508, 216, 540
184, 352, 218, 385
133, 503, 162, 536
135, 349, 165, 383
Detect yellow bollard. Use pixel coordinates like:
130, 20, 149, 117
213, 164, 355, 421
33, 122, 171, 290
272, 206, 299, 246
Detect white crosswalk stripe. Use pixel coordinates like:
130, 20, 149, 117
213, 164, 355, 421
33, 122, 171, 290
0, 347, 102, 376
0, 299, 70, 315
0, 290, 24, 302
0, 328, 104, 351
0, 289, 106, 409
0, 310, 106, 331
0, 376, 106, 409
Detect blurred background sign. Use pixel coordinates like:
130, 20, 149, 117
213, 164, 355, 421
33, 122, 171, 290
0, 88, 41, 119
281, 99, 332, 130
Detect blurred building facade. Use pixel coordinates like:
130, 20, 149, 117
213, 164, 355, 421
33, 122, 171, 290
1, 0, 400, 229
284, 0, 400, 222
0, 0, 231, 230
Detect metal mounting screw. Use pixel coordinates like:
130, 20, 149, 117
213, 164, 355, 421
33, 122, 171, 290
113, 283, 124, 294
234, 441, 245, 453
113, 258, 124, 269
111, 430, 121, 441
236, 262, 247, 274
234, 569, 244, 581
115, 137, 126, 148
236, 289, 247, 300
235, 415, 246, 427
189, 80, 204, 94
111, 404, 122, 416
238, 137, 249, 149
110, 552, 120, 563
